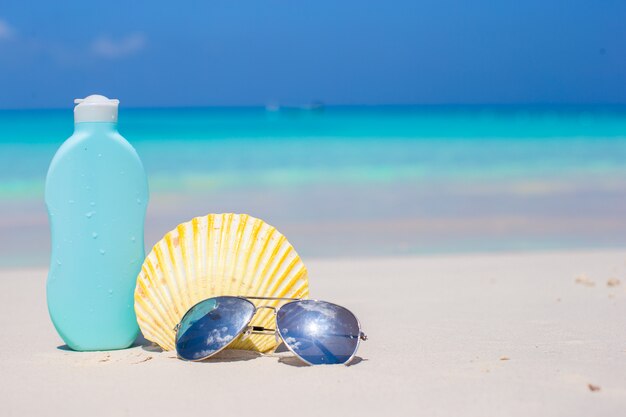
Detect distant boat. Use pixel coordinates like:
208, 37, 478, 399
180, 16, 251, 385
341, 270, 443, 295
304, 101, 325, 112
264, 101, 325, 113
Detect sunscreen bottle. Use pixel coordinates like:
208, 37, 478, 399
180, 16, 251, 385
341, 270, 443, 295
45, 95, 148, 351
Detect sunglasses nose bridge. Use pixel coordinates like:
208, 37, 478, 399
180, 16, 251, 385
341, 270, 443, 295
254, 305, 277, 314
242, 305, 279, 341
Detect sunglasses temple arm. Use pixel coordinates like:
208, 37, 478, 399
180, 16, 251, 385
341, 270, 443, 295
243, 325, 368, 339
243, 325, 277, 336
241, 325, 282, 344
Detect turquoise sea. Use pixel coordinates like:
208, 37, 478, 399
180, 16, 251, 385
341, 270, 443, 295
1, 105, 626, 266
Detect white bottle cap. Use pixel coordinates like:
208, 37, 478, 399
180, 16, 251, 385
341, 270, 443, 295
74, 94, 119, 123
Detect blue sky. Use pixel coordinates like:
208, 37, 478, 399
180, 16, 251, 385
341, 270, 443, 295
0, 0, 625, 108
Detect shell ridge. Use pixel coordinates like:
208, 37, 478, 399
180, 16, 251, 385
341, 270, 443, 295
177, 224, 192, 308
238, 218, 264, 294
191, 217, 204, 303
135, 294, 174, 348
151, 245, 181, 326
205, 214, 215, 294
257, 235, 288, 296
254, 232, 282, 292
227, 213, 249, 296
247, 225, 276, 292
276, 264, 308, 298
135, 256, 177, 348
266, 253, 299, 296
164, 233, 186, 317
217, 214, 230, 294
211, 214, 223, 293
223, 213, 240, 296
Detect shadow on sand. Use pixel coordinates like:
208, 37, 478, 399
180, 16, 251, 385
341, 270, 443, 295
198, 349, 262, 363
57, 333, 161, 352
59, 334, 368, 367
277, 355, 366, 367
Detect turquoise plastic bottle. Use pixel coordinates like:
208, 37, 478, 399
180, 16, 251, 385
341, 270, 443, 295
45, 95, 149, 351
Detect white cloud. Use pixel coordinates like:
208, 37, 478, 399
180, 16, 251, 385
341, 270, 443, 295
0, 19, 15, 41
91, 33, 146, 59
206, 326, 234, 346
300, 301, 338, 318
285, 337, 302, 351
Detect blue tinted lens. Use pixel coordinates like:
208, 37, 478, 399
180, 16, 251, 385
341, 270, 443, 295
176, 296, 255, 361
276, 300, 361, 365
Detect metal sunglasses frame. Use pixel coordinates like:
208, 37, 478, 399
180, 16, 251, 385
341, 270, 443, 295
174, 295, 367, 365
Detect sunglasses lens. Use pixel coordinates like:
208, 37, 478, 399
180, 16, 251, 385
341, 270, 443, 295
276, 300, 361, 365
175, 296, 255, 361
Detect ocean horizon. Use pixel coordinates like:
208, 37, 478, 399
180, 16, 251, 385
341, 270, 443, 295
1, 104, 626, 266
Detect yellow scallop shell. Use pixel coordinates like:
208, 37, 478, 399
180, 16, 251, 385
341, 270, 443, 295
134, 213, 309, 352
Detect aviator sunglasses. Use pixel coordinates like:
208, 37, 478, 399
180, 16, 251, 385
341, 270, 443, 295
175, 296, 367, 365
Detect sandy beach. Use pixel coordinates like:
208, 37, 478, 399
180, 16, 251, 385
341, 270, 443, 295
2, 2, 625, 416
1, 249, 625, 416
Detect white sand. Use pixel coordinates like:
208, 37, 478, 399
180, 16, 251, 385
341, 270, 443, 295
1, 250, 625, 416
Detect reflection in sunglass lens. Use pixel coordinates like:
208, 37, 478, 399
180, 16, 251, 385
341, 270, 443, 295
176, 296, 255, 361
277, 300, 360, 365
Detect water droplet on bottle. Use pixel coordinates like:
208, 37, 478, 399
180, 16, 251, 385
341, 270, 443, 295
90, 202, 96, 207
98, 153, 102, 158
92, 232, 98, 239
68, 199, 75, 204
85, 211, 94, 218
108, 289, 114, 296
120, 171, 125, 175
136, 198, 141, 204
130, 236, 136, 242
99, 249, 106, 255
56, 259, 62, 265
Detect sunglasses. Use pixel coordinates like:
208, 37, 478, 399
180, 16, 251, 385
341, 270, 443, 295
174, 296, 367, 365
